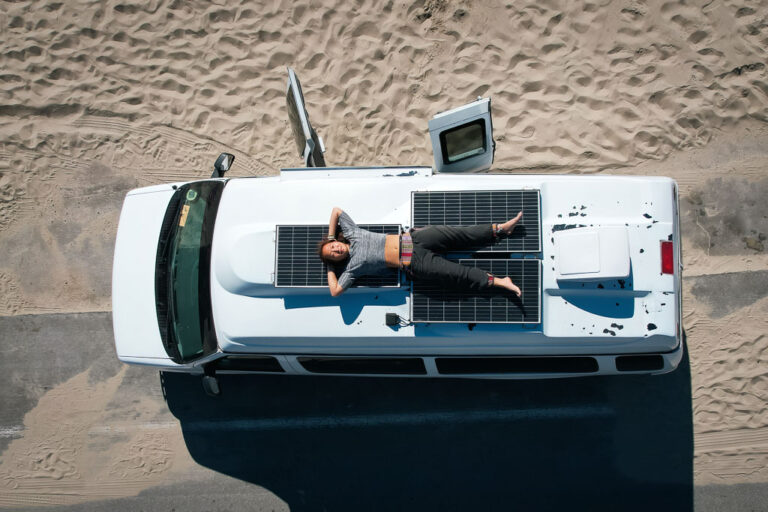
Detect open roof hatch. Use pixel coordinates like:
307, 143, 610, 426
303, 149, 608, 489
429, 97, 495, 173
286, 68, 326, 167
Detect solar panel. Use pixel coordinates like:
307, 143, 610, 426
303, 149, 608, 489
411, 190, 541, 252
275, 225, 401, 287
411, 259, 541, 323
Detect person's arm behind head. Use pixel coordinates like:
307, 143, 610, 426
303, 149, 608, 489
337, 210, 358, 239
327, 268, 345, 296
328, 207, 343, 239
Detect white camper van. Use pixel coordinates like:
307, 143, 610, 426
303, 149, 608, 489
112, 70, 683, 394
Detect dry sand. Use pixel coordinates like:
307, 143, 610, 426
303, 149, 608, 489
1, 0, 768, 505
0, 367, 197, 507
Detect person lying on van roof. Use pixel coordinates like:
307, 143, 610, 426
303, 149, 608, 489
317, 207, 523, 297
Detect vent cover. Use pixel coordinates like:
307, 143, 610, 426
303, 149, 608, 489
275, 225, 401, 287
411, 259, 541, 323
411, 190, 541, 252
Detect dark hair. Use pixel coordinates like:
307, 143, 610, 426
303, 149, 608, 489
316, 229, 349, 264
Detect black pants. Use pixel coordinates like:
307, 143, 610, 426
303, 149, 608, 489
410, 224, 494, 290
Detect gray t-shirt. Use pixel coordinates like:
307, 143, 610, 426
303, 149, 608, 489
337, 211, 388, 290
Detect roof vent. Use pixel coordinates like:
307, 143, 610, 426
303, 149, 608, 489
554, 226, 630, 281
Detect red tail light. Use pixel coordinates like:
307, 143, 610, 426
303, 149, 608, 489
661, 241, 674, 274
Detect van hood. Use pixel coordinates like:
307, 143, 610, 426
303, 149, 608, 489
112, 185, 177, 360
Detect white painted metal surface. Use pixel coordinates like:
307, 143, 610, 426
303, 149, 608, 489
112, 169, 683, 377
211, 172, 678, 349
112, 184, 178, 362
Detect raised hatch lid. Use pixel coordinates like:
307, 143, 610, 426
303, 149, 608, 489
428, 97, 494, 173
286, 68, 326, 167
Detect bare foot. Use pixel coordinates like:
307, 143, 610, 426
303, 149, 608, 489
498, 211, 523, 235
492, 276, 522, 297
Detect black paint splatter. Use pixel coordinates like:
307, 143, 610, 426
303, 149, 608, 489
552, 224, 586, 232
603, 328, 616, 336
610, 323, 624, 330
643, 213, 652, 219
647, 323, 657, 331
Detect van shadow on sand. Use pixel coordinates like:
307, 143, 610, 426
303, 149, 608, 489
162, 338, 692, 511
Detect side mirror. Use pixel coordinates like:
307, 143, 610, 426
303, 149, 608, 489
211, 152, 235, 178
202, 365, 221, 396
202, 376, 220, 396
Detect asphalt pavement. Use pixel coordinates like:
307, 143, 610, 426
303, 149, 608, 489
1, 312, 766, 511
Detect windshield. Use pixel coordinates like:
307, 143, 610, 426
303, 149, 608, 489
155, 180, 224, 363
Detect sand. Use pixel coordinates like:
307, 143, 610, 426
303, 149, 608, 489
1, 0, 767, 504
0, 368, 196, 508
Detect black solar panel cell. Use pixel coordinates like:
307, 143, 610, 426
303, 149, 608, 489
411, 259, 541, 323
275, 225, 401, 287
411, 190, 541, 252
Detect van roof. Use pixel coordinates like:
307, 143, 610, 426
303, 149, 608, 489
209, 169, 678, 356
